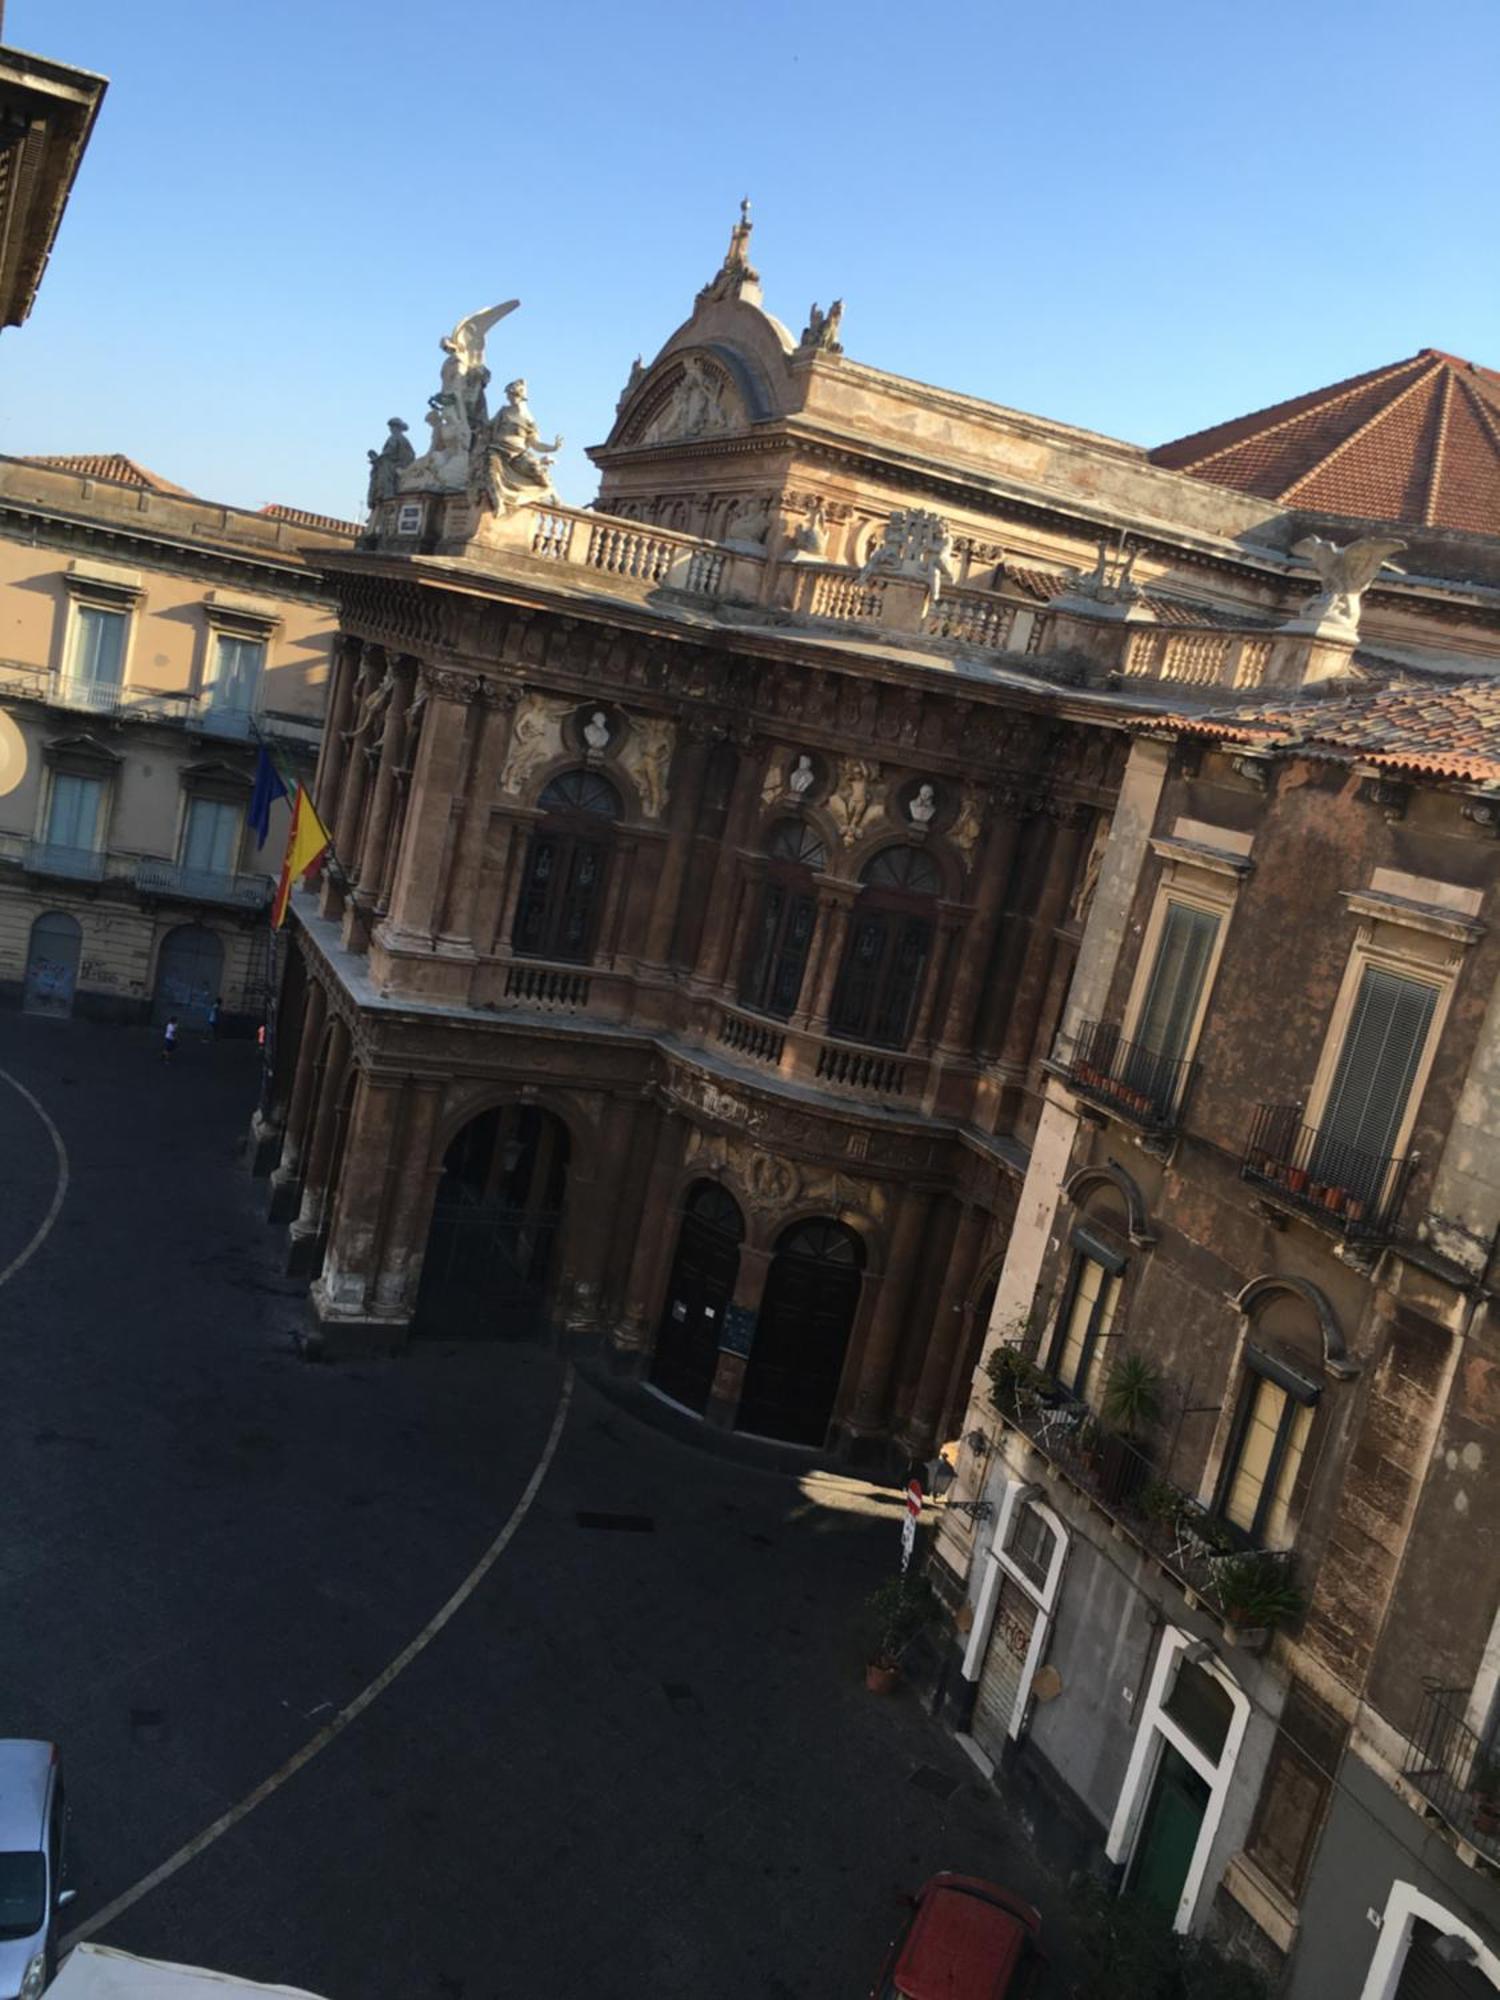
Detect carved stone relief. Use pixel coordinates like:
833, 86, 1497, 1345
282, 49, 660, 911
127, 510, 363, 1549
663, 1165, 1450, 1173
949, 786, 986, 858
618, 714, 676, 820
826, 757, 884, 847
498, 693, 573, 797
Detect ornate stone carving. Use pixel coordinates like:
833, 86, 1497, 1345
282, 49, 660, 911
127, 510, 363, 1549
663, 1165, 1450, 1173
471, 378, 562, 516
366, 419, 414, 507
583, 709, 612, 753
908, 782, 938, 826
418, 666, 482, 705
761, 751, 816, 809
723, 493, 772, 550
401, 300, 519, 492
1288, 534, 1407, 637
746, 1152, 800, 1210
498, 692, 572, 796
696, 197, 759, 306
949, 786, 985, 858
1070, 814, 1110, 924
827, 758, 883, 846
641, 354, 733, 444
618, 713, 676, 820
859, 509, 956, 604
788, 495, 829, 562
798, 300, 844, 354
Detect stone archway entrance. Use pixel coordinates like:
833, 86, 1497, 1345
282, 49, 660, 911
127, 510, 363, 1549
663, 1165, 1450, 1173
416, 1104, 569, 1337
23, 911, 82, 1017
736, 1218, 864, 1446
650, 1181, 745, 1414
152, 924, 223, 1029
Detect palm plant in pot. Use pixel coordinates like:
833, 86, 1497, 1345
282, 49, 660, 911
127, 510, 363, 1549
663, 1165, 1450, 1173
1097, 1354, 1162, 1506
1213, 1553, 1305, 1642
865, 1573, 934, 1693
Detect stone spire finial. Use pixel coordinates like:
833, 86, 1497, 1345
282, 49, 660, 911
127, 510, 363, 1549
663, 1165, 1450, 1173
698, 197, 761, 306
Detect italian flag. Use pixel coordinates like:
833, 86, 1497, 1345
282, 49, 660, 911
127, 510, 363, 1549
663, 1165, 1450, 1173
272, 784, 332, 929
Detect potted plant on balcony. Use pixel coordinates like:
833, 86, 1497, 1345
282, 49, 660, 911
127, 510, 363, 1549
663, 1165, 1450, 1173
864, 1573, 934, 1694
984, 1344, 1049, 1422
1213, 1553, 1304, 1645
1098, 1355, 1162, 1506
1470, 1751, 1500, 1836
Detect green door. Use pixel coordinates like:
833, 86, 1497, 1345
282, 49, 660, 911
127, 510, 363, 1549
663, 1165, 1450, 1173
1128, 1742, 1210, 1920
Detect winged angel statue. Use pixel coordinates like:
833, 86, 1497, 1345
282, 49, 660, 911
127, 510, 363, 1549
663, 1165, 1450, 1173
1291, 534, 1407, 636
399, 301, 519, 492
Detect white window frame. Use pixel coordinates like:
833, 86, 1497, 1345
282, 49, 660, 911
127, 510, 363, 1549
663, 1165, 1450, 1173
1106, 1627, 1251, 1934
1122, 835, 1247, 1068
201, 601, 276, 715
1304, 898, 1469, 1168
960, 1479, 1068, 1745
38, 767, 107, 853
62, 592, 135, 696
179, 794, 244, 877
1359, 1880, 1500, 1999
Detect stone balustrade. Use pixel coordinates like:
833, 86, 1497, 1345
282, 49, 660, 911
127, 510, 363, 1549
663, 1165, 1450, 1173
1123, 625, 1275, 690
520, 502, 757, 602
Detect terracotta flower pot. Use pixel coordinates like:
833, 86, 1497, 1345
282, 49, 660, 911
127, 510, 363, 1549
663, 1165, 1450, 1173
1286, 1168, 1308, 1193
865, 1661, 900, 1695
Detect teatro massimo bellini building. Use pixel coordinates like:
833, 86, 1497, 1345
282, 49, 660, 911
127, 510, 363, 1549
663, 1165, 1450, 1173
257, 212, 1479, 1461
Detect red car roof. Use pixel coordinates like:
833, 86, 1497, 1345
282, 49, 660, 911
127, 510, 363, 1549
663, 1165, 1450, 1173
891, 1877, 1040, 1999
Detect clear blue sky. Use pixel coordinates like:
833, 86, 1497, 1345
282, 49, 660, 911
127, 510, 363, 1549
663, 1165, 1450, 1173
7, 0, 1498, 524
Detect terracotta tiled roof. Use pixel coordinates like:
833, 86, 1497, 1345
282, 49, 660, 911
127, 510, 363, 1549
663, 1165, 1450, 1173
1151, 351, 1500, 539
259, 503, 360, 537
22, 452, 196, 495
1133, 679, 1500, 786
1004, 565, 1068, 602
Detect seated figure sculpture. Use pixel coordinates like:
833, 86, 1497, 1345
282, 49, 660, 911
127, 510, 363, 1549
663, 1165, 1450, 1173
472, 379, 563, 516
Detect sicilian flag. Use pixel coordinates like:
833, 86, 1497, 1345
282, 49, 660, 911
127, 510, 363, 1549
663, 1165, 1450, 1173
272, 784, 332, 929
247, 746, 289, 851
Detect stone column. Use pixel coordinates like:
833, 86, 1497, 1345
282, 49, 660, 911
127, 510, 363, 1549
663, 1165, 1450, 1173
287, 1013, 350, 1274
640, 728, 716, 971
354, 657, 415, 905
308, 1068, 401, 1345
705, 1244, 773, 1430
896, 1203, 989, 1454
249, 940, 306, 1175
613, 1106, 683, 1361
329, 649, 383, 899
846, 1186, 934, 1435
267, 978, 326, 1220
439, 684, 516, 950
380, 669, 478, 947
910, 911, 965, 1054
936, 812, 1021, 1054
805, 887, 857, 1034
993, 809, 1088, 1074
692, 740, 769, 989
312, 636, 360, 828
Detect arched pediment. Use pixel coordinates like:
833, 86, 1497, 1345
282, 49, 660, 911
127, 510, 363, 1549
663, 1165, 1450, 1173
1233, 1273, 1359, 1380
1063, 1161, 1155, 1246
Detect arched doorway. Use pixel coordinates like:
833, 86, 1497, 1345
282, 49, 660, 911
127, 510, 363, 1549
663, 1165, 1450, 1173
650, 1182, 745, 1413
23, 911, 82, 1018
152, 924, 223, 1029
416, 1104, 569, 1337
736, 1218, 864, 1445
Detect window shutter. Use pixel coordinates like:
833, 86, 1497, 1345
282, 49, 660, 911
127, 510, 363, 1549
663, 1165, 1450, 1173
1135, 902, 1218, 1062
1322, 966, 1437, 1164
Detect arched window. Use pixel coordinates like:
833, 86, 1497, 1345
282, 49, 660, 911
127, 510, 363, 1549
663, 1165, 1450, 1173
740, 819, 827, 1020
829, 844, 939, 1049
512, 770, 621, 963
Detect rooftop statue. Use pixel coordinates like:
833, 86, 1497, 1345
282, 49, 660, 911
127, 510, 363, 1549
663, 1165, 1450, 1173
697, 197, 761, 306
400, 300, 519, 493
471, 378, 563, 516
859, 509, 955, 603
799, 299, 844, 354
1290, 534, 1407, 637
642, 353, 729, 444
366, 419, 413, 507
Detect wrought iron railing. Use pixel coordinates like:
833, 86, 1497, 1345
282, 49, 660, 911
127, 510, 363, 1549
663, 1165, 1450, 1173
22, 840, 108, 881
135, 859, 272, 908
1242, 1102, 1415, 1241
1057, 1019, 1196, 1132
1405, 1686, 1500, 1859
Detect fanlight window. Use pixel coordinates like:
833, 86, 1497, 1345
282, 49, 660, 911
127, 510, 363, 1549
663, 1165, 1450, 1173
512, 770, 622, 963
767, 820, 828, 869
829, 845, 938, 1050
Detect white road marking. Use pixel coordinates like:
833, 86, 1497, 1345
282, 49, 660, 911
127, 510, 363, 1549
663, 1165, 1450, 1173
0, 1065, 68, 1290
61, 1362, 576, 1951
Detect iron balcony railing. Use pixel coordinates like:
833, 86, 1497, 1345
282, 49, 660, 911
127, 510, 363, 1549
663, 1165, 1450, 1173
51, 676, 195, 724
22, 840, 107, 882
1057, 1018, 1196, 1133
1242, 1102, 1415, 1241
1405, 1686, 1500, 1860
135, 859, 272, 908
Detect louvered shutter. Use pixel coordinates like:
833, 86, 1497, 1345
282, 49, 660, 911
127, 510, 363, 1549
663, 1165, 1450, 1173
1321, 966, 1437, 1164
1135, 902, 1218, 1061
1395, 1922, 1496, 1997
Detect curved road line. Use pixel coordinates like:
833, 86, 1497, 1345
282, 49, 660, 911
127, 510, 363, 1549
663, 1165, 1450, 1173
62, 1362, 576, 1953
0, 1065, 69, 1290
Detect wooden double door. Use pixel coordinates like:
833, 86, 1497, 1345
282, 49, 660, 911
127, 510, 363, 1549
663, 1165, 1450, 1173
650, 1184, 744, 1413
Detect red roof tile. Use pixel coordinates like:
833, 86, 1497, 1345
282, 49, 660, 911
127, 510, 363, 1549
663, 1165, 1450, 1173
22, 451, 195, 496
259, 503, 360, 537
1151, 351, 1500, 538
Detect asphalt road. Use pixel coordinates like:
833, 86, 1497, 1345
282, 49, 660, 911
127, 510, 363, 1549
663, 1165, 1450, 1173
0, 1014, 1082, 1999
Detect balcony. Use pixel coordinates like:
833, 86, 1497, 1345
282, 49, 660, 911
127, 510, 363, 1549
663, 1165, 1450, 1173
1242, 1102, 1414, 1242
21, 840, 107, 882
135, 859, 271, 909
51, 676, 194, 724
1055, 1019, 1196, 1134
988, 1357, 1302, 1642
1405, 1686, 1500, 1861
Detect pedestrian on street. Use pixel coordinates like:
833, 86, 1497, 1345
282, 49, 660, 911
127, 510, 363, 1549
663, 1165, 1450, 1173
207, 994, 222, 1040
161, 1016, 179, 1062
